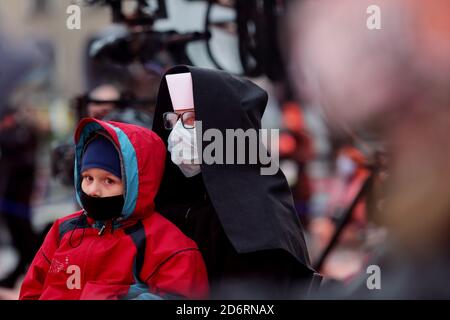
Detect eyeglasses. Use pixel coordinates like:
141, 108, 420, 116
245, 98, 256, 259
163, 111, 196, 129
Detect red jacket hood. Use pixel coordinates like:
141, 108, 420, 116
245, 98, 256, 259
74, 118, 166, 222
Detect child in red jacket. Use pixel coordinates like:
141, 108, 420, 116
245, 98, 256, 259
19, 118, 209, 300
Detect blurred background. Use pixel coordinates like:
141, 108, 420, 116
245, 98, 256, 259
1, 0, 449, 299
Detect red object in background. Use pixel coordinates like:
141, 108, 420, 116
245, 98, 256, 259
282, 101, 306, 132
279, 101, 314, 213
279, 133, 297, 155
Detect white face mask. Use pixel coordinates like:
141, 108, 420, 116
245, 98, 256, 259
167, 120, 201, 178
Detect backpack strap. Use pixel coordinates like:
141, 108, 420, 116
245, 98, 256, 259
124, 220, 146, 283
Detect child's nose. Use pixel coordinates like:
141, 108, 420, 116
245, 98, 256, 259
87, 183, 102, 197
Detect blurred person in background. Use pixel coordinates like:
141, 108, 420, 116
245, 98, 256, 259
0, 32, 47, 289
85, 84, 121, 119
290, 0, 450, 298
0, 105, 40, 288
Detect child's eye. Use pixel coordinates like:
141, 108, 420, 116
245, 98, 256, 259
105, 178, 115, 185
83, 175, 93, 182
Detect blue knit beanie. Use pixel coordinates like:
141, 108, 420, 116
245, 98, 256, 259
81, 135, 122, 179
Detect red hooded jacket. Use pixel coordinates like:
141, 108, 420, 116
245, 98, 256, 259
19, 118, 209, 300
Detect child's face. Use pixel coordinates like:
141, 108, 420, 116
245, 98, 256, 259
81, 168, 123, 197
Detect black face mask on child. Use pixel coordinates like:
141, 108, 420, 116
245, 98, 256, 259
80, 191, 124, 221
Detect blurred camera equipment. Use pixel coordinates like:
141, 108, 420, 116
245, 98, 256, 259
85, 0, 210, 69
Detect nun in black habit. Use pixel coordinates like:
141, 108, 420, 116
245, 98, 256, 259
152, 65, 314, 299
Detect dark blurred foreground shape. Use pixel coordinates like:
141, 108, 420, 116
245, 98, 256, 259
290, 0, 450, 298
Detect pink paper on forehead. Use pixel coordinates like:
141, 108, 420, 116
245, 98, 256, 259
166, 72, 194, 111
